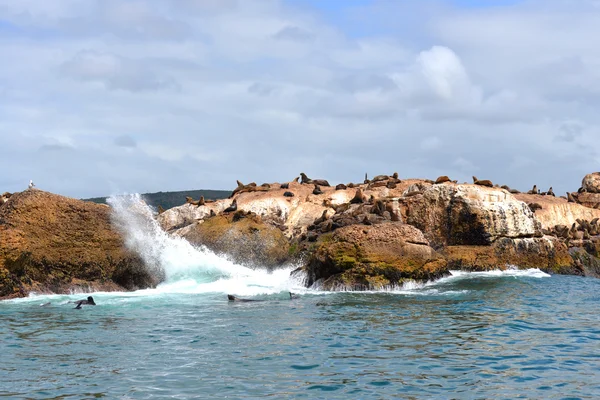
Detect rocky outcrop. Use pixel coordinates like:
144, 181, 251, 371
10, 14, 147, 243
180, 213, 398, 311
444, 237, 573, 274
157, 173, 600, 289
0, 189, 153, 299
513, 193, 600, 230
403, 184, 541, 248
300, 222, 448, 290
581, 172, 600, 194
177, 212, 291, 269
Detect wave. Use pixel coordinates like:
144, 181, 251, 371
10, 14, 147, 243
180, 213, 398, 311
105, 193, 303, 296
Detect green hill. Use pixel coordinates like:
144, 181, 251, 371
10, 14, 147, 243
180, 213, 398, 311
84, 189, 231, 210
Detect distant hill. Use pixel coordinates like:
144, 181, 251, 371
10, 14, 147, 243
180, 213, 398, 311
84, 189, 231, 210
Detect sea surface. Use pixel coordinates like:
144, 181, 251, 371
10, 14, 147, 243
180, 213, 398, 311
1, 195, 599, 399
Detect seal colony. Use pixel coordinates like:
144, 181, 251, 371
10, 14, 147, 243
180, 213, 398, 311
152, 170, 600, 292
3, 171, 600, 299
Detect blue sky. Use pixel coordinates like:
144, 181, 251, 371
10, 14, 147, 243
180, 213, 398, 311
0, 0, 598, 198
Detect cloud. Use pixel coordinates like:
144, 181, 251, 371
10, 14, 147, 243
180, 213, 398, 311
60, 50, 178, 92
0, 0, 599, 198
273, 25, 314, 42
114, 135, 137, 148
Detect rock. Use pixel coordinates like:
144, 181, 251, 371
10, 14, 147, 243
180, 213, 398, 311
0, 190, 151, 299
575, 193, 600, 209
444, 237, 573, 274
300, 222, 448, 290
403, 184, 541, 248
178, 214, 291, 269
582, 172, 600, 193
514, 193, 600, 230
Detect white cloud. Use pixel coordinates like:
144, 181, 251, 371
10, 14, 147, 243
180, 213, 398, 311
0, 0, 599, 198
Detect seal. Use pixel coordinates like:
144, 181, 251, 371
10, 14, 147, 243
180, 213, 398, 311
528, 202, 542, 212
372, 175, 388, 183
435, 176, 451, 184
283, 191, 294, 197
280, 183, 289, 189
350, 188, 365, 204
198, 196, 205, 206
547, 187, 555, 197
386, 180, 397, 189
300, 173, 312, 184
335, 183, 347, 190
227, 295, 263, 302
312, 185, 323, 195
157, 205, 165, 214
186, 196, 201, 206
527, 185, 538, 195
73, 296, 96, 309
313, 210, 328, 226
472, 176, 493, 187
224, 199, 238, 213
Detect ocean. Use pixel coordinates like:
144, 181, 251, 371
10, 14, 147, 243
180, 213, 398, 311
1, 195, 599, 399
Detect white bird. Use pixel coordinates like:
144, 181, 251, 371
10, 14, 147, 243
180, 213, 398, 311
28, 180, 35, 189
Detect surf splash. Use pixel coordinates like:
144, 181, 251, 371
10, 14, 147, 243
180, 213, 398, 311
106, 194, 302, 296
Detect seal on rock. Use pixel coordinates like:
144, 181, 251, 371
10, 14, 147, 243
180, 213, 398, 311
300, 173, 312, 184
283, 191, 294, 197
335, 183, 347, 190
434, 176, 451, 184
527, 185, 538, 195
224, 199, 238, 213
312, 185, 323, 195
472, 176, 493, 187
350, 188, 365, 204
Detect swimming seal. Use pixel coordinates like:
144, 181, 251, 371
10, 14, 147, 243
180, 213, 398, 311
227, 295, 263, 302
73, 296, 96, 309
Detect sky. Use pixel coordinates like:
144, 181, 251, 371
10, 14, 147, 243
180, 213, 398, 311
1, 0, 599, 198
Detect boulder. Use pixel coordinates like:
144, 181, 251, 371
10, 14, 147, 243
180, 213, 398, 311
403, 184, 541, 248
0, 190, 151, 299
582, 172, 600, 193
575, 192, 600, 209
300, 222, 448, 290
178, 213, 291, 268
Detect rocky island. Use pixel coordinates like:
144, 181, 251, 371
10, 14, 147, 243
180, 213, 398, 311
2, 172, 600, 299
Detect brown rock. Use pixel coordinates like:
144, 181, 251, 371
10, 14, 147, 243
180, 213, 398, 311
180, 214, 291, 269
301, 222, 448, 290
444, 237, 573, 274
0, 190, 150, 299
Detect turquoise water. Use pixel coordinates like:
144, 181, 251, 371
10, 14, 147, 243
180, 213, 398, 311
1, 195, 599, 399
2, 272, 600, 399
